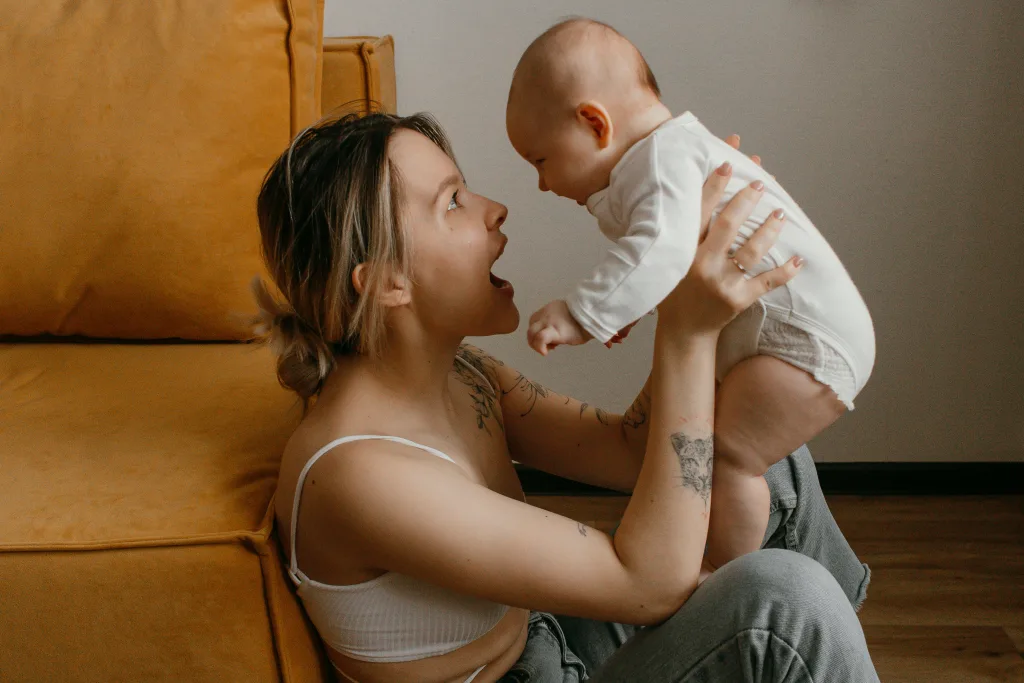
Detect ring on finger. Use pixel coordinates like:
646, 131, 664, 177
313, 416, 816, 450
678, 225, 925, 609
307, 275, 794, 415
730, 257, 747, 273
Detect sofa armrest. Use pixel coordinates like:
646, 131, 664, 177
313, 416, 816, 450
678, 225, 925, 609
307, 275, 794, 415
321, 35, 397, 116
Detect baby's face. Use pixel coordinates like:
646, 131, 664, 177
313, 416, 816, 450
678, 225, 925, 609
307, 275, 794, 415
506, 110, 611, 206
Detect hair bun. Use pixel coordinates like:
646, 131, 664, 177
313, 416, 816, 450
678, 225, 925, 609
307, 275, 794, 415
251, 276, 336, 401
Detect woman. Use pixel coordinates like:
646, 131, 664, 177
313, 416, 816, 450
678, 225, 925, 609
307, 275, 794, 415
254, 112, 877, 683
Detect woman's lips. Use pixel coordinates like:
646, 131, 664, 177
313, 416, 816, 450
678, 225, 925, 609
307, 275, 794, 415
489, 271, 514, 295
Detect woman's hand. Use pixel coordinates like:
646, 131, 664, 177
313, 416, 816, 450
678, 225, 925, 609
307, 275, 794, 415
658, 168, 803, 339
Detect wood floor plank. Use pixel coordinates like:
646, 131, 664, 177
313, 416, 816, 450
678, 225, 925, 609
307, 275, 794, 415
1004, 627, 1024, 656
865, 626, 1024, 683
857, 567, 1024, 627
831, 496, 1024, 628
827, 496, 1024, 545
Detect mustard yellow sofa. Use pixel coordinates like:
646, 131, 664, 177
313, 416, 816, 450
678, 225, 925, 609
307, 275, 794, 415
0, 3, 395, 680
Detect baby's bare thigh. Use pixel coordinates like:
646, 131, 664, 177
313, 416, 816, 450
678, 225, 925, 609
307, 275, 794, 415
715, 355, 845, 474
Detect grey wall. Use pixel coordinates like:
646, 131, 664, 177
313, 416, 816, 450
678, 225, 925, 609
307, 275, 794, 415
324, 1, 1024, 462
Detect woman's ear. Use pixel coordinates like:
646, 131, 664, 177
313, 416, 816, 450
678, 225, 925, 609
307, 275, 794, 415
351, 263, 369, 295
378, 273, 412, 307
351, 263, 411, 307
576, 102, 614, 149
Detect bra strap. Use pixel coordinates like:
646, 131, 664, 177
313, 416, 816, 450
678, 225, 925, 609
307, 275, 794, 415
455, 352, 499, 397
288, 434, 460, 584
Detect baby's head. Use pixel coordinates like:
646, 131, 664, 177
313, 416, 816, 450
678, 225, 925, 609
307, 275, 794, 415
506, 18, 663, 205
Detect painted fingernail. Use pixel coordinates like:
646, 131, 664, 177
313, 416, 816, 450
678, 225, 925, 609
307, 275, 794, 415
772, 209, 786, 220
751, 180, 764, 191
717, 161, 732, 176
793, 256, 805, 267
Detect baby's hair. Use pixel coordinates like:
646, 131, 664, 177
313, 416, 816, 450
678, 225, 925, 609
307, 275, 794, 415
545, 17, 660, 97
252, 107, 457, 411
514, 17, 661, 102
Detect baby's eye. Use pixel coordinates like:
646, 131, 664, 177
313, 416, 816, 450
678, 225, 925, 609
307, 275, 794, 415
447, 191, 460, 212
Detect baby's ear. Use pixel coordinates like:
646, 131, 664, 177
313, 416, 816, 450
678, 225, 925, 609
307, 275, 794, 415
576, 102, 613, 149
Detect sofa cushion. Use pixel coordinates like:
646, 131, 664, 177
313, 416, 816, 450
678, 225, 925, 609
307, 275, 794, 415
0, 1, 324, 340
0, 343, 301, 546
322, 36, 398, 116
0, 342, 330, 681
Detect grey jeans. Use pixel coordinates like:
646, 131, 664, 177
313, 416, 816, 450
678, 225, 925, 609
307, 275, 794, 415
499, 446, 878, 682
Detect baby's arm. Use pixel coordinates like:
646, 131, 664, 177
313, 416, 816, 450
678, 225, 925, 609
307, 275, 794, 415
566, 152, 706, 344
527, 300, 591, 356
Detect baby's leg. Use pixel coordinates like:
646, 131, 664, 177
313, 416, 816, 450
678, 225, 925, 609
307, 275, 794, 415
706, 355, 846, 569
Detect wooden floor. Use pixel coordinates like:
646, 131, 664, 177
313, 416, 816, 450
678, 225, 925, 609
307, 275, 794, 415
525, 494, 1024, 682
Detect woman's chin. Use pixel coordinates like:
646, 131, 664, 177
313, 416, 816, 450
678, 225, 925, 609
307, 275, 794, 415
494, 307, 520, 335
476, 304, 520, 337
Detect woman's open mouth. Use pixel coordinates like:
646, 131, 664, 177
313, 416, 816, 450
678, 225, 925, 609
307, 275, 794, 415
489, 271, 513, 292
489, 236, 513, 295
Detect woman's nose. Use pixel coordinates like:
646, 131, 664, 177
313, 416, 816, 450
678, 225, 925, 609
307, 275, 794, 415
488, 201, 507, 231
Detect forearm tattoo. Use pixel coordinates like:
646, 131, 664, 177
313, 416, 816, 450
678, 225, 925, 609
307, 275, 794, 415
454, 345, 505, 434
502, 373, 550, 417
670, 432, 714, 509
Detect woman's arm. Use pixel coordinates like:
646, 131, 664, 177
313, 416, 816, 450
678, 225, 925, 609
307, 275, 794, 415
608, 177, 801, 597
455, 342, 644, 492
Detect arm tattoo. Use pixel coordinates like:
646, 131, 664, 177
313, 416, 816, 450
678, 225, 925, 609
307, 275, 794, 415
577, 522, 588, 537
579, 402, 613, 426
670, 432, 714, 509
619, 389, 650, 440
454, 345, 504, 434
502, 372, 550, 417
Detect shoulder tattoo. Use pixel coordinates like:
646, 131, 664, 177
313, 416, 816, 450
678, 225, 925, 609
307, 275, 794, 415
454, 345, 505, 434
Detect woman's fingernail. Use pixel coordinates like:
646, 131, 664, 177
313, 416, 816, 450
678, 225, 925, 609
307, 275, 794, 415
772, 208, 786, 220
751, 180, 764, 191
717, 161, 732, 176
793, 256, 805, 267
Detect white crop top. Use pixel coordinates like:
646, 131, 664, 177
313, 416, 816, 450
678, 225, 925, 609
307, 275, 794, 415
285, 358, 510, 668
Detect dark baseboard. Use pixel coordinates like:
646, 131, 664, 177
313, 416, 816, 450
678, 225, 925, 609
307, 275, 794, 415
516, 462, 1024, 496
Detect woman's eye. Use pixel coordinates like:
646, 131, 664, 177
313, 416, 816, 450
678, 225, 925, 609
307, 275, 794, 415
447, 191, 460, 212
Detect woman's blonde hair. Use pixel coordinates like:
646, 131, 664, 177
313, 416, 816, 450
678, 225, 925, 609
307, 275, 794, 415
252, 110, 457, 406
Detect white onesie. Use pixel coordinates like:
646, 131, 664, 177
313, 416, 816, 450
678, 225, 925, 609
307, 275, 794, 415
566, 112, 875, 409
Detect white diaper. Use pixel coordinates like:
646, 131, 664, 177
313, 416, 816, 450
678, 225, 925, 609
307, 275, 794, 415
715, 301, 859, 410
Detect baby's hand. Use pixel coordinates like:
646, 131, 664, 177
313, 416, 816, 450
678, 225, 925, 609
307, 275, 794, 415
604, 320, 640, 348
527, 300, 592, 356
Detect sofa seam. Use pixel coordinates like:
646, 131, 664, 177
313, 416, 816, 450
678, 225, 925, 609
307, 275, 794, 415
0, 525, 273, 553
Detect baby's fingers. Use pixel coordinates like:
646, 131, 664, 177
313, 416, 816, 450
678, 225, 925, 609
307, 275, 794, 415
535, 328, 562, 356
748, 256, 804, 297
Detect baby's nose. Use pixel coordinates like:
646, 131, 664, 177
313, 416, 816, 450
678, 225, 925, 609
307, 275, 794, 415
538, 175, 548, 192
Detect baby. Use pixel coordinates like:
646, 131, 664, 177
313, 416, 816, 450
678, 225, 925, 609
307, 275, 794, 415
506, 18, 875, 568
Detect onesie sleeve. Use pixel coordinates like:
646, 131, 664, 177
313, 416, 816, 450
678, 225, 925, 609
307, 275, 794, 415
566, 140, 704, 343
